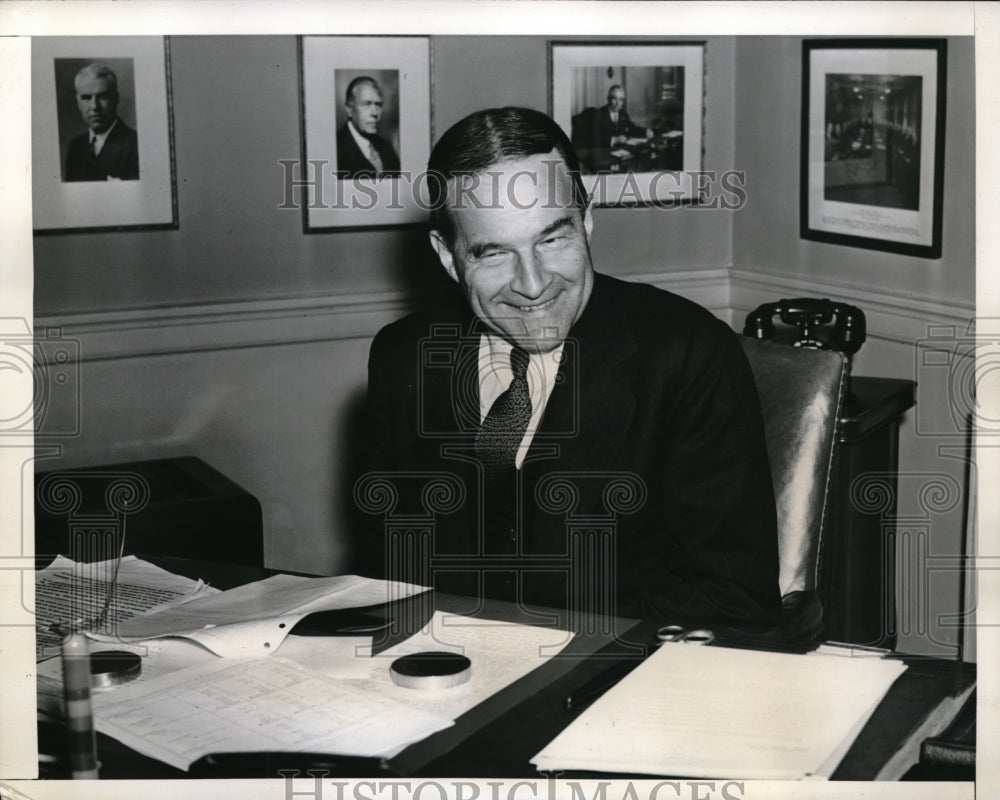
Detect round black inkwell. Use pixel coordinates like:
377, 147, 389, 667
90, 650, 142, 689
389, 652, 471, 690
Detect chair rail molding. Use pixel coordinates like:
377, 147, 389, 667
35, 269, 731, 363
730, 267, 975, 349
35, 267, 969, 363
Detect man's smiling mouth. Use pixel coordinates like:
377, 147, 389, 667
509, 296, 560, 313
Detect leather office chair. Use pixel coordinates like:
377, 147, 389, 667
738, 336, 849, 642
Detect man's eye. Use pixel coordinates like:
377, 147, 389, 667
539, 236, 567, 248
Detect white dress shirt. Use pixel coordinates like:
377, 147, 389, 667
346, 120, 380, 168
90, 118, 119, 156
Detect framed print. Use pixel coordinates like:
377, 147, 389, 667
549, 41, 704, 207
31, 36, 177, 233
299, 35, 431, 232
801, 39, 946, 258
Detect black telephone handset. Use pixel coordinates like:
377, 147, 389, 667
743, 298, 866, 355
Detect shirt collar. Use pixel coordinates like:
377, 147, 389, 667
347, 119, 374, 155
91, 117, 118, 149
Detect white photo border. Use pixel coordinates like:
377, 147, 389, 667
800, 38, 947, 259
299, 35, 432, 232
549, 40, 705, 207
31, 36, 177, 233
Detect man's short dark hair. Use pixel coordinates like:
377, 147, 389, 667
427, 106, 589, 247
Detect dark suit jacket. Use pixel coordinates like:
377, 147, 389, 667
65, 119, 139, 182
571, 105, 646, 149
336, 124, 401, 178
361, 273, 780, 629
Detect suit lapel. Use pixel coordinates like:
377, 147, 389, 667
526, 274, 638, 474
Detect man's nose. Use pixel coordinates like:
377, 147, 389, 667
510, 254, 547, 299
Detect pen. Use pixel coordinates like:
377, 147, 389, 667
563, 659, 641, 712
61, 634, 99, 779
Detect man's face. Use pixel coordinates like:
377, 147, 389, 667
430, 150, 595, 354
75, 75, 119, 133
346, 83, 384, 136
608, 89, 626, 113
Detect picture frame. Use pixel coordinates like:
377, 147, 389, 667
549, 41, 705, 207
299, 35, 432, 232
800, 38, 947, 258
31, 36, 177, 234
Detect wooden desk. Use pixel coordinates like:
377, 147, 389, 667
41, 556, 974, 781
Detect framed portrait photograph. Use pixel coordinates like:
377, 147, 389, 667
801, 39, 947, 258
31, 36, 177, 233
299, 35, 431, 232
549, 41, 705, 207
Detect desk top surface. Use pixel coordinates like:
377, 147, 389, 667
57, 556, 974, 781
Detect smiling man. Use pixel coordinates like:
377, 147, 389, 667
64, 62, 139, 182
360, 107, 779, 631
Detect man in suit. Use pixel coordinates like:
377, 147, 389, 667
336, 76, 401, 179
360, 107, 778, 631
572, 85, 652, 150
64, 63, 139, 182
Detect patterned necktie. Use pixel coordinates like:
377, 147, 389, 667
367, 141, 384, 171
476, 347, 532, 481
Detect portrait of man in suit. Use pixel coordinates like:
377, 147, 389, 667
63, 62, 140, 182
360, 107, 779, 632
573, 84, 652, 149
336, 74, 401, 179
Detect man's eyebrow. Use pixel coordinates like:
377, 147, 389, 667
467, 240, 505, 260
465, 217, 577, 260
537, 217, 576, 239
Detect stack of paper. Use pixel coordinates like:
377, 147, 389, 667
91, 656, 453, 771
35, 555, 217, 655
97, 572, 430, 657
531, 642, 907, 779
85, 611, 574, 771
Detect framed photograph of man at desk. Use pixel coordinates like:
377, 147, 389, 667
299, 35, 431, 232
31, 36, 177, 234
549, 41, 704, 207
800, 39, 947, 258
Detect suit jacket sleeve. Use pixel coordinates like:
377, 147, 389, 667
620, 109, 646, 139
643, 315, 780, 629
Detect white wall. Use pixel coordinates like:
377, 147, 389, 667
731, 37, 976, 658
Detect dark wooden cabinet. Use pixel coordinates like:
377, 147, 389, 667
820, 377, 916, 648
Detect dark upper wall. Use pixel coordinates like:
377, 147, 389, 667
34, 35, 738, 316
731, 36, 974, 306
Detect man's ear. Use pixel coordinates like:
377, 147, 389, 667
583, 203, 594, 243
429, 230, 459, 284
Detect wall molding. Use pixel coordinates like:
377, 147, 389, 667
36, 266, 974, 363
35, 269, 731, 363
730, 267, 975, 347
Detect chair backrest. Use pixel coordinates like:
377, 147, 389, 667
738, 338, 848, 600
